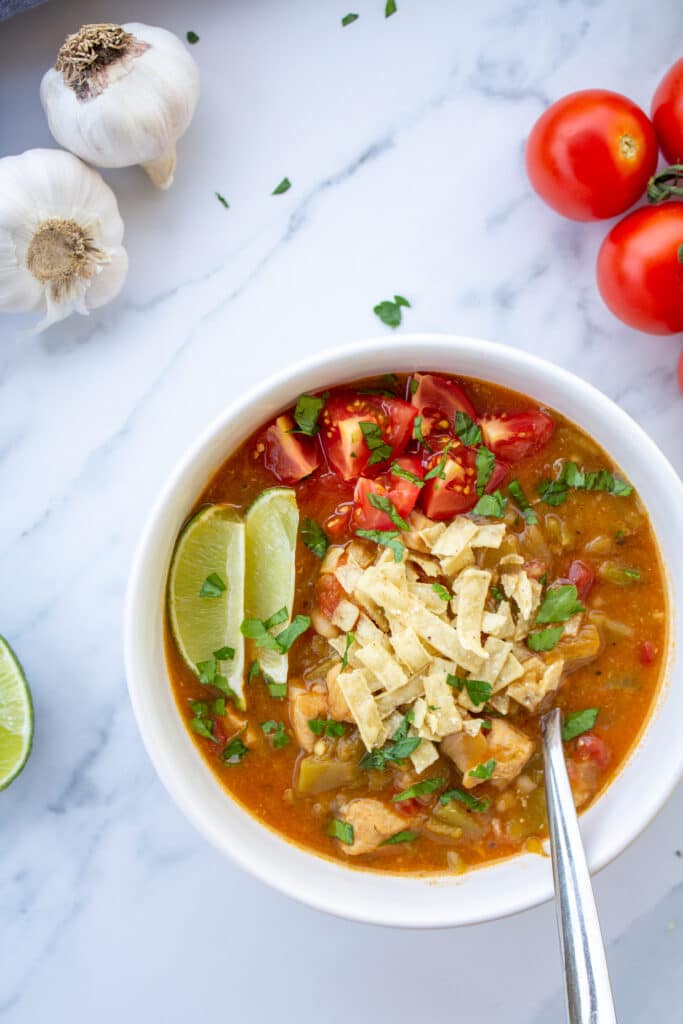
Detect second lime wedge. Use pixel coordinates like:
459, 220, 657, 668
168, 505, 246, 706
0, 636, 34, 791
245, 488, 299, 683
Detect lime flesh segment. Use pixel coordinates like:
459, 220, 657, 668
0, 637, 33, 791
168, 505, 246, 706
245, 488, 299, 683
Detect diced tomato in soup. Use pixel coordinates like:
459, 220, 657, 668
351, 455, 424, 531
320, 392, 416, 480
263, 415, 320, 484
420, 446, 508, 520
480, 410, 554, 462
410, 373, 477, 437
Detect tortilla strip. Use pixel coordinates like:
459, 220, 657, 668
375, 675, 426, 718
472, 523, 506, 549
424, 672, 463, 738
390, 626, 431, 675
331, 598, 360, 632
440, 547, 476, 579
355, 641, 408, 693
455, 568, 492, 657
508, 659, 564, 712
338, 669, 386, 750
432, 517, 478, 557
410, 739, 440, 773
404, 607, 486, 673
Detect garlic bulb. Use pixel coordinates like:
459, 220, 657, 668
0, 148, 128, 333
40, 23, 200, 189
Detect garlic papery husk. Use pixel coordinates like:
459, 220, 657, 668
40, 22, 200, 189
0, 149, 128, 334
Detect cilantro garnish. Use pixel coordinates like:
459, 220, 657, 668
341, 632, 354, 669
355, 529, 404, 562
373, 294, 410, 329
464, 679, 493, 707
508, 479, 538, 525
308, 718, 346, 738
392, 777, 445, 802
440, 788, 489, 812
455, 411, 482, 447
381, 830, 420, 845
475, 445, 495, 495
368, 492, 409, 529
327, 818, 354, 845
562, 708, 599, 742
527, 626, 564, 652
536, 584, 584, 623
186, 30, 200, 43
292, 393, 326, 435
341, 12, 359, 26
472, 490, 507, 518
215, 192, 229, 208
359, 420, 392, 465
468, 758, 496, 780
412, 414, 431, 450
240, 609, 310, 653
199, 572, 226, 598
301, 518, 329, 559
538, 461, 633, 507
431, 582, 450, 601
261, 720, 290, 749
424, 442, 453, 481
272, 177, 291, 195
390, 461, 424, 487
222, 736, 249, 763
385, 0, 397, 15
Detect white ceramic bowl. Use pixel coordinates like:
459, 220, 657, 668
124, 334, 682, 928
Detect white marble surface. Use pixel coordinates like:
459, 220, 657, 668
1, 1, 682, 1020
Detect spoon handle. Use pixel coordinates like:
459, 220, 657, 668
541, 709, 618, 1024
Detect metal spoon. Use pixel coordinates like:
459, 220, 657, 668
541, 708, 618, 1024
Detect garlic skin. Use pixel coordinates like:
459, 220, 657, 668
0, 149, 128, 334
40, 23, 200, 189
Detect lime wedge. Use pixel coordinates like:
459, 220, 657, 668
245, 488, 299, 682
168, 505, 246, 706
0, 637, 33, 791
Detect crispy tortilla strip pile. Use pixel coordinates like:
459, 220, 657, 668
317, 512, 571, 772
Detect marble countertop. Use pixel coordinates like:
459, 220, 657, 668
1, 1, 681, 1020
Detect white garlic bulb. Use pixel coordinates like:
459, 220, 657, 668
40, 22, 200, 189
0, 148, 128, 333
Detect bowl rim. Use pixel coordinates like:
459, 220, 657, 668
124, 332, 683, 928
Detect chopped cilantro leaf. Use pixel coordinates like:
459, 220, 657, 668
536, 584, 584, 623
491, 585, 505, 602
468, 758, 496, 780
368, 492, 409, 529
222, 736, 249, 763
455, 411, 482, 447
272, 177, 291, 195
464, 679, 493, 707
473, 490, 507, 518
562, 708, 599, 742
373, 295, 410, 329
213, 646, 235, 661
539, 461, 633, 506
308, 718, 346, 738
212, 698, 226, 717
186, 30, 200, 43
381, 830, 420, 845
360, 713, 419, 770
273, 614, 310, 652
446, 673, 464, 690
527, 626, 564, 652
409, 378, 419, 395
412, 414, 431, 450
341, 632, 354, 670
247, 660, 260, 684
293, 393, 325, 435
355, 528, 404, 562
390, 461, 424, 487
424, 442, 453, 481
359, 420, 392, 465
261, 720, 289, 748
199, 572, 226, 598
431, 582, 450, 601
440, 788, 489, 812
341, 12, 359, 25
215, 192, 229, 208
190, 717, 216, 741
197, 658, 217, 685
392, 777, 445, 801
302, 518, 329, 559
475, 445, 495, 495
327, 818, 354, 845
508, 480, 538, 524
385, 0, 397, 15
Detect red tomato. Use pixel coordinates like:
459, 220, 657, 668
575, 733, 611, 770
526, 90, 658, 220
320, 392, 416, 480
568, 560, 595, 602
410, 373, 477, 437
420, 447, 507, 520
394, 797, 423, 816
597, 204, 683, 334
263, 415, 320, 484
638, 640, 657, 666
480, 411, 554, 462
324, 506, 352, 541
315, 574, 345, 619
352, 456, 424, 531
652, 58, 683, 164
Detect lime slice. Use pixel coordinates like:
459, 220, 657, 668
168, 505, 246, 706
245, 488, 299, 682
0, 637, 33, 791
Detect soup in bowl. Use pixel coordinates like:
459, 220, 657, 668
125, 335, 682, 927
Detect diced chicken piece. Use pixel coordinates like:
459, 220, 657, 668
339, 798, 408, 856
326, 664, 353, 722
486, 720, 535, 789
288, 689, 330, 752
442, 719, 534, 789
553, 624, 602, 673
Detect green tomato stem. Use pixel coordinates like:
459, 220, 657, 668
647, 164, 683, 204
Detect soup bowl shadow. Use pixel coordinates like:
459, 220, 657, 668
124, 334, 683, 928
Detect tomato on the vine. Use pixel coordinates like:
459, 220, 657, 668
597, 204, 683, 335
526, 90, 658, 221
651, 58, 683, 164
